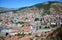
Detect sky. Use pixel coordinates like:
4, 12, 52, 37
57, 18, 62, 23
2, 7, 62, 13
0, 0, 62, 8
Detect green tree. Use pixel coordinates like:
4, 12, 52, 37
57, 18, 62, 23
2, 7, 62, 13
34, 18, 39, 21
16, 33, 25, 38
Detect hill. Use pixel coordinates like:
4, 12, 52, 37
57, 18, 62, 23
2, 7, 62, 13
0, 1, 62, 15
0, 7, 15, 13
15, 1, 62, 15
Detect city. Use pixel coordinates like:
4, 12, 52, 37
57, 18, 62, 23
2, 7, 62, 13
0, 0, 62, 40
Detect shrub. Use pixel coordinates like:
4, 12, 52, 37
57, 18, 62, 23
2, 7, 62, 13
16, 33, 25, 37
28, 33, 32, 35
39, 26, 41, 29
18, 22, 24, 24
51, 25, 57, 28
34, 18, 39, 21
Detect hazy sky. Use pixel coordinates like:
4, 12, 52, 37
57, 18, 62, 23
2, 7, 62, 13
0, 0, 62, 8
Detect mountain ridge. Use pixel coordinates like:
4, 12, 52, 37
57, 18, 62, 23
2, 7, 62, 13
15, 1, 62, 15
0, 1, 62, 15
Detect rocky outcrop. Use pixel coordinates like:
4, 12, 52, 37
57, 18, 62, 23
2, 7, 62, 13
46, 26, 62, 40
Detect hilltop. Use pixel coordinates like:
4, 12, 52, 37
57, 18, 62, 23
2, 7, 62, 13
0, 1, 62, 14
14, 1, 62, 15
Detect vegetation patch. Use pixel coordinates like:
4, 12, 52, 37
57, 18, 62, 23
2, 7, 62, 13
16, 33, 25, 38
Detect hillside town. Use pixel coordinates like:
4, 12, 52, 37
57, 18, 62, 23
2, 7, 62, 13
0, 8, 62, 40
0, 0, 62, 40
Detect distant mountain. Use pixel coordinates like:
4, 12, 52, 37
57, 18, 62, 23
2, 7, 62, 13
0, 7, 16, 13
16, 1, 62, 15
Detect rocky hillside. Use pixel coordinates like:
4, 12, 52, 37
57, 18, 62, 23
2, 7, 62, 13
13, 1, 62, 15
